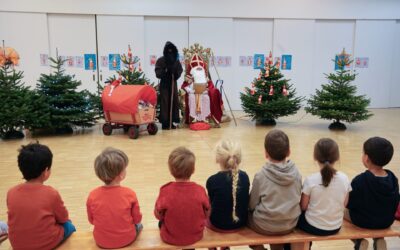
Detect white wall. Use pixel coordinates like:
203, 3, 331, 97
389, 20, 400, 107
0, 12, 49, 88
273, 19, 315, 100
1, 0, 400, 19
232, 18, 273, 110
47, 14, 98, 93
312, 20, 355, 94
97, 15, 145, 83
353, 20, 396, 108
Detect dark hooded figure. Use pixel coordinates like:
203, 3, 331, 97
155, 41, 183, 129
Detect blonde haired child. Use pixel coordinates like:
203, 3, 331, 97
206, 140, 250, 250
154, 147, 210, 246
87, 147, 142, 249
206, 139, 249, 228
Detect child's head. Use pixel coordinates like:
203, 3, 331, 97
215, 139, 242, 222
264, 129, 290, 162
168, 146, 195, 180
363, 137, 393, 167
94, 147, 128, 185
215, 139, 242, 170
314, 138, 339, 187
18, 142, 53, 181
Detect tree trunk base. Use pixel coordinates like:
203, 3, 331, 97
2, 130, 25, 140
256, 118, 277, 126
329, 121, 347, 130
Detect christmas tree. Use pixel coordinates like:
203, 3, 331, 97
305, 49, 372, 130
0, 45, 48, 139
240, 52, 303, 125
106, 45, 152, 86
35, 56, 97, 133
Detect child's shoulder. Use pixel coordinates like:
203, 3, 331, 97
8, 183, 58, 195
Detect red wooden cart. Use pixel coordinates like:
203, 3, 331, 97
101, 84, 158, 139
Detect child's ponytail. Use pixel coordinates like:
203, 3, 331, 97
215, 140, 242, 222
314, 138, 339, 187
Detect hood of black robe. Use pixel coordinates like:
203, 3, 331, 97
163, 41, 178, 65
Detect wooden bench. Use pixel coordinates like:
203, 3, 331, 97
55, 220, 400, 250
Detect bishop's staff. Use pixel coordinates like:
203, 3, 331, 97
211, 52, 237, 126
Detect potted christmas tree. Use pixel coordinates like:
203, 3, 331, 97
0, 44, 46, 139
35, 55, 97, 134
240, 52, 303, 125
305, 49, 372, 130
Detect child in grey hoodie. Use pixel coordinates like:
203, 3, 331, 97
248, 129, 302, 250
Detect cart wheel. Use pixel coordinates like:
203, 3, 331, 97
147, 123, 158, 135
128, 126, 139, 139
102, 124, 112, 136
123, 125, 130, 133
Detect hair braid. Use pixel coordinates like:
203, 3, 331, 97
231, 165, 239, 222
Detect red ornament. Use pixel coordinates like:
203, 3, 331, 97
258, 95, 262, 104
129, 63, 134, 72
138, 62, 142, 72
269, 85, 274, 96
251, 89, 255, 95
282, 85, 288, 96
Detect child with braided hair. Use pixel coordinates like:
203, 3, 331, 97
206, 140, 250, 250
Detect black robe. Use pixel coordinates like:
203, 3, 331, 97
155, 42, 183, 128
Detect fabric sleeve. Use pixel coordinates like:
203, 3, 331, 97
155, 58, 167, 79
154, 189, 166, 220
347, 176, 361, 209
53, 190, 69, 224
131, 192, 142, 224
206, 177, 214, 203
174, 62, 183, 80
249, 173, 261, 211
201, 187, 211, 217
302, 177, 312, 196
86, 195, 93, 225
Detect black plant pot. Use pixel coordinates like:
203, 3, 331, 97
2, 130, 25, 140
256, 118, 277, 126
329, 121, 347, 130
55, 126, 74, 134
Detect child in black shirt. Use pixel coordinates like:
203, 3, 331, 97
346, 137, 399, 250
206, 140, 250, 250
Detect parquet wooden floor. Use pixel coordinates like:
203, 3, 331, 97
1, 109, 399, 249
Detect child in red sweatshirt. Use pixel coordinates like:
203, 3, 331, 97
7, 143, 75, 250
87, 147, 142, 249
154, 146, 210, 246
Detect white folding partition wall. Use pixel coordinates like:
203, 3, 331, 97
96, 15, 145, 83
144, 16, 189, 86
273, 19, 315, 101
0, 12, 49, 88
312, 20, 355, 94
232, 18, 274, 110
389, 20, 400, 107
47, 14, 98, 93
1, 11, 400, 109
189, 18, 236, 108
353, 20, 396, 108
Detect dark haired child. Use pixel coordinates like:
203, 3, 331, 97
87, 147, 142, 249
346, 137, 399, 250
248, 129, 302, 250
206, 140, 250, 250
297, 138, 351, 237
154, 147, 210, 246
7, 143, 75, 250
